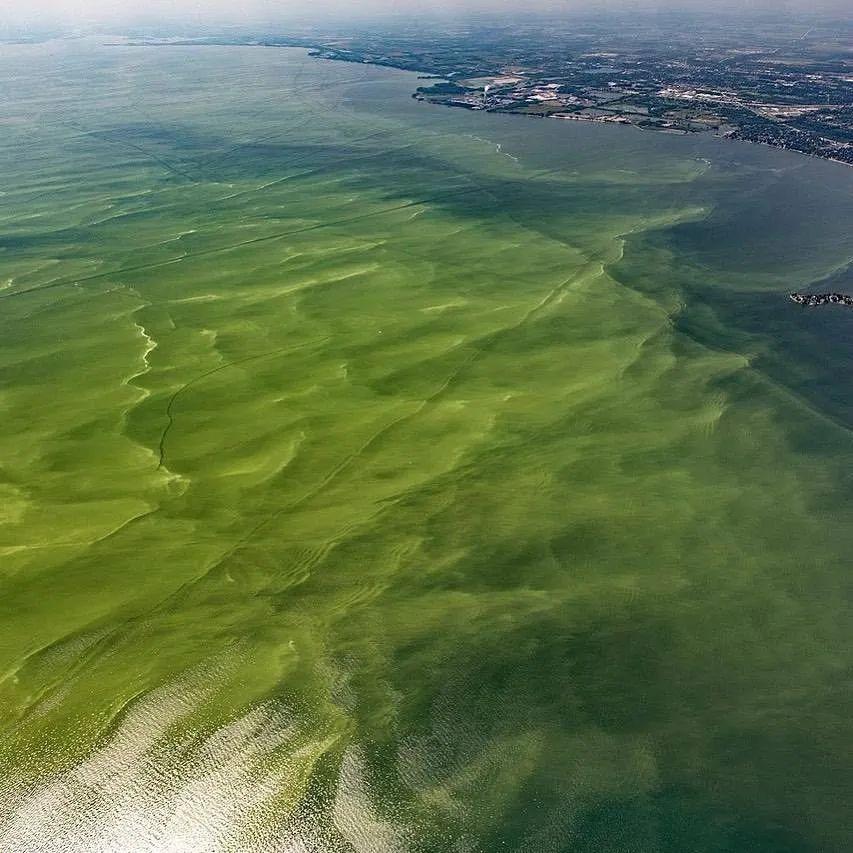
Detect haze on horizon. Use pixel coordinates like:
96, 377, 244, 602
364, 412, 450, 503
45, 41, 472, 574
2, 0, 850, 29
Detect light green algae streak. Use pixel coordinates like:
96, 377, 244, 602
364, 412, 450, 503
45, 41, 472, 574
0, 41, 852, 853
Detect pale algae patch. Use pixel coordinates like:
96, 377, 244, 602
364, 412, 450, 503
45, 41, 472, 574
0, 40, 852, 852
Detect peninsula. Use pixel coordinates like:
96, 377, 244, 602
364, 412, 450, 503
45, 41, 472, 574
138, 13, 853, 165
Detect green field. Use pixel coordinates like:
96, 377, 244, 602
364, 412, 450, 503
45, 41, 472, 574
0, 40, 852, 852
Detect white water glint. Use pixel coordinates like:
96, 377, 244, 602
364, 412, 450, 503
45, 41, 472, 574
0, 674, 410, 853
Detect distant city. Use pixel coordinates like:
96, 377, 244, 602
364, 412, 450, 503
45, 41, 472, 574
140, 15, 853, 164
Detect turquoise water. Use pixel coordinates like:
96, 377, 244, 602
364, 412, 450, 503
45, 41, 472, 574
0, 40, 851, 852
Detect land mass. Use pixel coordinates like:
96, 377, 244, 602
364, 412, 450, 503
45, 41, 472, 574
129, 13, 853, 165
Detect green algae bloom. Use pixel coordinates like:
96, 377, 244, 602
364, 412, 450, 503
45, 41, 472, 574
0, 41, 852, 853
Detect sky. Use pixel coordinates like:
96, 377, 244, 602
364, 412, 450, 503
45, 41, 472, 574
1, 0, 849, 29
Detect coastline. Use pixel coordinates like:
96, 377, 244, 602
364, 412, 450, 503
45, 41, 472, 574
302, 45, 853, 168
103, 37, 853, 169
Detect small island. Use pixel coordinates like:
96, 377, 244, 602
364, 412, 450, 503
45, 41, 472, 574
790, 292, 853, 307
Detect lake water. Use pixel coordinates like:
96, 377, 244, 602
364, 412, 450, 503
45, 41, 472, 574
0, 40, 851, 852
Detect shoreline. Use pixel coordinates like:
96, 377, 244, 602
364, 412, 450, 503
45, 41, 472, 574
106, 38, 853, 169
303, 44, 853, 169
